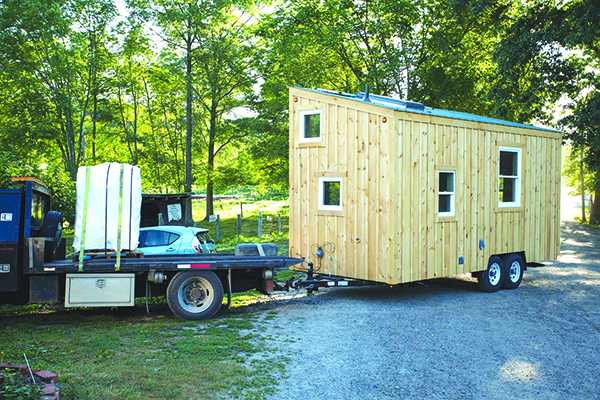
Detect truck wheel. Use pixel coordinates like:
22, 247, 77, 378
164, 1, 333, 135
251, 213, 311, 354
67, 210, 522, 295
502, 253, 524, 289
477, 255, 504, 293
167, 271, 224, 320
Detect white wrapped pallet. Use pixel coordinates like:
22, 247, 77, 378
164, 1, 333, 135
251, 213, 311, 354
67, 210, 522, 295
73, 163, 142, 252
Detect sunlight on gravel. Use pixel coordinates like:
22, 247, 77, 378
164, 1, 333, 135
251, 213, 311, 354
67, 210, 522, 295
499, 359, 542, 383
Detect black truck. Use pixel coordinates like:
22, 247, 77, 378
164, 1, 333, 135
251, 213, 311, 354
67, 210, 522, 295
0, 178, 304, 320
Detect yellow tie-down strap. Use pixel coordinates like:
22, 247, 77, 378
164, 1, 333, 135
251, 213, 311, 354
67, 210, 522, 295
78, 167, 91, 272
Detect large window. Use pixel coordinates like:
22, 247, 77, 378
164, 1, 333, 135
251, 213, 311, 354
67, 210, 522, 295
499, 147, 521, 207
318, 177, 342, 211
438, 171, 455, 217
299, 109, 322, 142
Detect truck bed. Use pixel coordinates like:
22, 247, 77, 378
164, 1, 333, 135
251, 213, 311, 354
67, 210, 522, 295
40, 253, 304, 274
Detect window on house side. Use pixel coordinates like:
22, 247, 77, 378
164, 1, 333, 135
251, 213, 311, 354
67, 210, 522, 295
299, 110, 321, 142
318, 177, 342, 211
499, 147, 521, 207
438, 171, 455, 217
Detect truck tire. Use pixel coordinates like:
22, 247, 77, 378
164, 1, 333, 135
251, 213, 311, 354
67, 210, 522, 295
167, 271, 224, 320
40, 211, 63, 238
501, 253, 524, 289
477, 255, 504, 293
40, 211, 63, 262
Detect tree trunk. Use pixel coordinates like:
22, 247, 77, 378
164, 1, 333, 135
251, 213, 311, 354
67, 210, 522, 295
183, 39, 195, 227
185, 40, 193, 194
590, 183, 600, 225
205, 110, 217, 221
581, 152, 586, 222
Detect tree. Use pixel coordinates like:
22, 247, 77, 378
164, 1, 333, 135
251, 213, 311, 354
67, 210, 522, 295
563, 145, 595, 222
193, 7, 257, 219
0, 0, 117, 179
252, 0, 507, 187
492, 0, 600, 221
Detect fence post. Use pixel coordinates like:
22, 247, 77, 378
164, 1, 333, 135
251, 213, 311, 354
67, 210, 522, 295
278, 213, 281, 234
217, 215, 221, 241
258, 212, 262, 238
237, 214, 242, 236
240, 202, 243, 218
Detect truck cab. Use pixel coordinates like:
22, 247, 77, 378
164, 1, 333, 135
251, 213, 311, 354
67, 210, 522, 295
0, 178, 64, 302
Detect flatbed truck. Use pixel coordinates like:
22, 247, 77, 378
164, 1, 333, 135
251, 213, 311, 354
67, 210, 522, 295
0, 178, 304, 320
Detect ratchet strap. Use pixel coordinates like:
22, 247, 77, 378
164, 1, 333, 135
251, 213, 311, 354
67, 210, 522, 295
78, 167, 91, 272
116, 165, 124, 272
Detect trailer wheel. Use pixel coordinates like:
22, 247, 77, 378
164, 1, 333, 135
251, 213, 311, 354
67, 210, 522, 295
477, 256, 504, 293
167, 271, 224, 320
501, 253, 524, 289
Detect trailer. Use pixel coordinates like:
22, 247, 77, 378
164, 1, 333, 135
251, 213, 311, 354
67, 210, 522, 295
288, 86, 561, 292
0, 178, 304, 320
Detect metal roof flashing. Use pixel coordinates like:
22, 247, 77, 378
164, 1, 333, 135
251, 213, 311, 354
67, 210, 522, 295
292, 86, 560, 134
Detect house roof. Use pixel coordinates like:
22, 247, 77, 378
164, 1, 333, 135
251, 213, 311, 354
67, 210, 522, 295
294, 86, 561, 134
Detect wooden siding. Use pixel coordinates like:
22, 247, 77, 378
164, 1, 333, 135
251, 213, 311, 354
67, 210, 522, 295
289, 87, 561, 285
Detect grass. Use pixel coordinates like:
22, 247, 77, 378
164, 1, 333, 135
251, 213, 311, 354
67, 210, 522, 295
0, 297, 287, 400
192, 198, 290, 254
0, 197, 296, 399
574, 216, 600, 230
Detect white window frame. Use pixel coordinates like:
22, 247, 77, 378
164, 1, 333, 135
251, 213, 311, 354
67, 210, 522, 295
299, 109, 322, 143
318, 177, 342, 211
498, 146, 522, 208
438, 170, 455, 217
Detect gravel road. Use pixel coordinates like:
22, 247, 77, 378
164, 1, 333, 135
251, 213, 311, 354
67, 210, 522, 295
262, 187, 600, 400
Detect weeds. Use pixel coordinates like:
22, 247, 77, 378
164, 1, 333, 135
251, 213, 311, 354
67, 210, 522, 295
0, 368, 44, 400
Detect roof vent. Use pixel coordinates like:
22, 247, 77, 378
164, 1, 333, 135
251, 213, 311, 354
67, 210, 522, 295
363, 85, 371, 102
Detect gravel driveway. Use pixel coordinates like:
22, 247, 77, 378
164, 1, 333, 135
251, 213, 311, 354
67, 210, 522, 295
263, 188, 600, 400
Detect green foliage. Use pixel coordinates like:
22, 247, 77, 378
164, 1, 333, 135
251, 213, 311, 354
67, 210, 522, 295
490, 0, 598, 125
562, 145, 595, 197
0, 368, 44, 400
251, 0, 509, 186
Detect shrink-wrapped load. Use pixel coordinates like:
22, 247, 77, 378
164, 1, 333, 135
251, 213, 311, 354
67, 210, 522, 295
73, 163, 142, 252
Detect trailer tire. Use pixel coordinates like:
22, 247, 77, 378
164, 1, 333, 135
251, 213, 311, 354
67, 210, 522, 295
167, 271, 224, 320
477, 256, 504, 293
40, 211, 63, 261
501, 253, 524, 289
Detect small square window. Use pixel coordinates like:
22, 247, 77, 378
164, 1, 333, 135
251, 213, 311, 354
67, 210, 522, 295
438, 171, 455, 217
318, 177, 342, 211
499, 147, 521, 207
299, 110, 322, 142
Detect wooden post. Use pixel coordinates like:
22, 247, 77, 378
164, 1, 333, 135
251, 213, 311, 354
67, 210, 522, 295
278, 213, 281, 234
217, 215, 221, 241
237, 214, 241, 236
240, 202, 243, 218
258, 212, 262, 238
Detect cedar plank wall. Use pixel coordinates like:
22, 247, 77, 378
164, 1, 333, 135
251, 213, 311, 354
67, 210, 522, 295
289, 87, 561, 285
289, 88, 397, 283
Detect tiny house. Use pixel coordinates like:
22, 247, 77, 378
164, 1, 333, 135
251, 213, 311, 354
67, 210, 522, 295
288, 86, 561, 291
